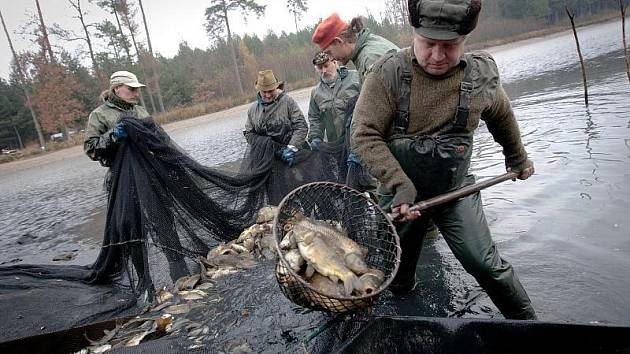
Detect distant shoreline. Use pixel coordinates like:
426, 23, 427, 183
468, 13, 624, 52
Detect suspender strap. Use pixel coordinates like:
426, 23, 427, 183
393, 52, 474, 134
452, 55, 474, 131
394, 68, 412, 134
394, 52, 413, 134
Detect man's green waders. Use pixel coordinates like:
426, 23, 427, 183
379, 53, 536, 320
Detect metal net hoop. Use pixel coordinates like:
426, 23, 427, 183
273, 181, 401, 313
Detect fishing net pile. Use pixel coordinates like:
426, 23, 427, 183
0, 116, 350, 343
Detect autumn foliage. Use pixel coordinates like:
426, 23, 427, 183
26, 58, 86, 135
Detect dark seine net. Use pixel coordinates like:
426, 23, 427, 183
0, 116, 350, 342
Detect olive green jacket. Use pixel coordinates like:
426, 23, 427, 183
307, 67, 360, 142
244, 91, 308, 148
349, 29, 399, 83
84, 92, 150, 167
351, 47, 529, 207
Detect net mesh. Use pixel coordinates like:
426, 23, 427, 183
0, 116, 350, 342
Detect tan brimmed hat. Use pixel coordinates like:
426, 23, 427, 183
254, 70, 283, 91
110, 71, 146, 88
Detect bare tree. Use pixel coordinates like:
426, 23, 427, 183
384, 0, 408, 29
49, 0, 103, 81
70, 0, 101, 79
286, 0, 308, 33
118, 0, 157, 113
97, 0, 133, 63
565, 7, 588, 107
138, 0, 165, 112
205, 0, 266, 96
1, 8, 46, 149
35, 0, 55, 63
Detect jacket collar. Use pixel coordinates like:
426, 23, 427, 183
338, 66, 349, 80
256, 90, 285, 106
349, 29, 370, 64
105, 91, 135, 111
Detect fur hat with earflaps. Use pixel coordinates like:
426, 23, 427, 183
408, 0, 482, 40
254, 70, 284, 91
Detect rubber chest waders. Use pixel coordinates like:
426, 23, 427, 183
388, 53, 474, 200
380, 52, 538, 320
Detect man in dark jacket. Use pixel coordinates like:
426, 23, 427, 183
244, 70, 308, 167
307, 52, 360, 150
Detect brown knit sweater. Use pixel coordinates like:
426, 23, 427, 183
351, 47, 528, 206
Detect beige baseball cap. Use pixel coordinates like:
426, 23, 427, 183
109, 71, 146, 88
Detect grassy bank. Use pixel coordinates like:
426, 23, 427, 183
0, 135, 84, 164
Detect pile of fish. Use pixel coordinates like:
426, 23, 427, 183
76, 206, 279, 353
277, 211, 385, 300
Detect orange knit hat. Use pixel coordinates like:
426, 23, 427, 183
312, 13, 349, 50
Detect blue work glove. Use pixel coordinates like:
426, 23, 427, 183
347, 151, 361, 168
112, 122, 127, 140
281, 145, 297, 167
309, 138, 323, 151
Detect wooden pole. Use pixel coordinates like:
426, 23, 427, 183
388, 172, 519, 221
566, 6, 589, 107
621, 0, 630, 84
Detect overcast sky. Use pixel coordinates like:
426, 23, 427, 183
0, 0, 391, 79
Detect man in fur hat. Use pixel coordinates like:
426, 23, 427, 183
351, 0, 537, 320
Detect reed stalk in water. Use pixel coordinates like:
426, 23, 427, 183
621, 0, 630, 83
566, 6, 589, 107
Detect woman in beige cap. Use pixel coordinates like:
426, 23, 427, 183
84, 70, 150, 174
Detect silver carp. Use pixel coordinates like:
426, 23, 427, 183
284, 248, 304, 272
256, 205, 277, 223
294, 229, 362, 296
359, 269, 385, 295
292, 212, 369, 274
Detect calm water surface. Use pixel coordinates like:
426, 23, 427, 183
0, 20, 628, 325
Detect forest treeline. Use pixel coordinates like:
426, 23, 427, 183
0, 0, 626, 155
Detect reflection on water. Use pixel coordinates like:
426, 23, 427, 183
435, 20, 630, 324
0, 20, 629, 325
